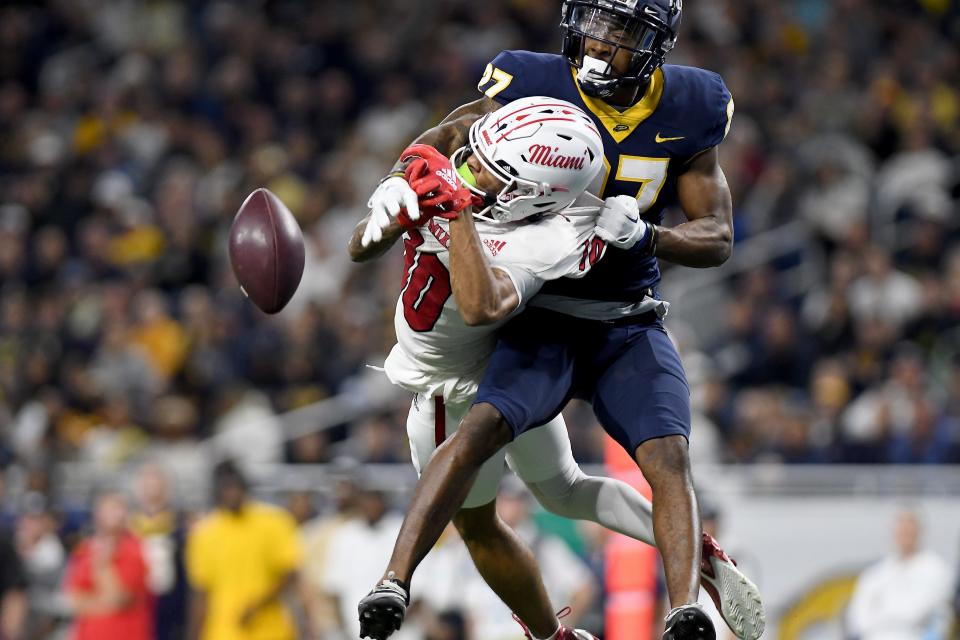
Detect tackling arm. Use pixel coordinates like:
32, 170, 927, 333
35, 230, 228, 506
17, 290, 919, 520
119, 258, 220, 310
349, 100, 498, 260
655, 146, 733, 267
386, 97, 500, 175
447, 214, 520, 326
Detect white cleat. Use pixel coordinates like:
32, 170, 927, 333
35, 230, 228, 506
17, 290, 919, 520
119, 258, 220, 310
700, 533, 766, 640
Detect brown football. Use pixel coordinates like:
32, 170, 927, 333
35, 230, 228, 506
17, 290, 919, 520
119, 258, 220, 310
228, 188, 305, 314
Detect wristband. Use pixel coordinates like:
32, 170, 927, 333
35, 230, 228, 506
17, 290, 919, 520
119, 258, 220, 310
647, 223, 659, 256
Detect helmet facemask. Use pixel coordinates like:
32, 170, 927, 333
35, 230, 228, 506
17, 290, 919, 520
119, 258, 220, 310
561, 1, 676, 98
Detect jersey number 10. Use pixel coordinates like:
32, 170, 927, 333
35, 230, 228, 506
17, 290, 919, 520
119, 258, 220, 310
401, 230, 451, 332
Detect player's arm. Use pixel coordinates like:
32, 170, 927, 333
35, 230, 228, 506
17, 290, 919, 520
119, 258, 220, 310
447, 213, 520, 326
657, 147, 733, 267
187, 590, 207, 640
348, 213, 403, 262
385, 97, 500, 177
352, 122, 501, 258
239, 571, 298, 627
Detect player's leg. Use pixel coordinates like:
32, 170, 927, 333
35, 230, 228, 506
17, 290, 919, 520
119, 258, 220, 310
453, 502, 561, 639
363, 395, 527, 639
508, 410, 764, 640
380, 307, 577, 596
383, 401, 511, 585
589, 324, 702, 611
506, 414, 656, 546
404, 393, 511, 516
439, 399, 561, 639
388, 396, 559, 638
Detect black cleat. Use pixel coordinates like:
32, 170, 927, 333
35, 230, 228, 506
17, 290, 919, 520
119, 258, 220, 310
663, 604, 716, 640
358, 576, 410, 640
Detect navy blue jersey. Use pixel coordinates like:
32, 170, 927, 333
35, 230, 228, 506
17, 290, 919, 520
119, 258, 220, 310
477, 50, 734, 303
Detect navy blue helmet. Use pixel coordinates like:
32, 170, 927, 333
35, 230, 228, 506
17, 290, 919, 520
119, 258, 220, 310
561, 0, 682, 98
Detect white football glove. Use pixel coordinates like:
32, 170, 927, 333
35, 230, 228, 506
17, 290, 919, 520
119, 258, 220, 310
361, 176, 421, 247
594, 195, 653, 250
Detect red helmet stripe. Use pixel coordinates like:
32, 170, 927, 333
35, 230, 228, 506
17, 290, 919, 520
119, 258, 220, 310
495, 101, 587, 122
495, 116, 599, 142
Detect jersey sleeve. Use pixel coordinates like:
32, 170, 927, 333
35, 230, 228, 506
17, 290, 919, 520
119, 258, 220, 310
542, 211, 607, 280
701, 71, 734, 152
493, 264, 545, 308
660, 66, 735, 159
494, 213, 604, 283
477, 50, 541, 104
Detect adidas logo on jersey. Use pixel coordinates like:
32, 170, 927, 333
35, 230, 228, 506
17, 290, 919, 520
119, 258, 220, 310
483, 239, 507, 256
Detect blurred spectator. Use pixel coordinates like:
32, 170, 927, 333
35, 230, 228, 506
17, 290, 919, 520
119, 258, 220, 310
300, 466, 361, 638
847, 247, 923, 331
186, 461, 302, 640
320, 483, 404, 640
212, 388, 284, 469
0, 530, 28, 640
130, 464, 188, 640
14, 494, 66, 639
63, 491, 153, 640
847, 510, 953, 640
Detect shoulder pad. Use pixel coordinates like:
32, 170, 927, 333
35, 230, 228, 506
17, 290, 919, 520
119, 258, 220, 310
659, 65, 734, 157
478, 50, 568, 105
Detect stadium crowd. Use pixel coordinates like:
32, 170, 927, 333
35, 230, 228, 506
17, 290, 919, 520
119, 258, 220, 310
0, 0, 958, 638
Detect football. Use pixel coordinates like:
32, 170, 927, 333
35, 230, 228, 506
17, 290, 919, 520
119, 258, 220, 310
228, 188, 305, 314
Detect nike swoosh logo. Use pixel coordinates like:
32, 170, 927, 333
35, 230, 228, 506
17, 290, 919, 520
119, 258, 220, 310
625, 214, 639, 223
655, 133, 685, 143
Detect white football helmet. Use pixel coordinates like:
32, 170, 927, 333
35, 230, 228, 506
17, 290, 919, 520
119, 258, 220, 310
452, 96, 604, 223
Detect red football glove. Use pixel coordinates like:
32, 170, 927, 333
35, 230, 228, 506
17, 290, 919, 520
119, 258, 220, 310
396, 144, 477, 227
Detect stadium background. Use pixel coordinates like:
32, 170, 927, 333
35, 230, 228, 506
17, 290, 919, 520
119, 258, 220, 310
0, 0, 958, 638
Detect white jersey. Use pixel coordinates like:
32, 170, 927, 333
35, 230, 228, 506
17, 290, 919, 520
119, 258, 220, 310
384, 201, 603, 404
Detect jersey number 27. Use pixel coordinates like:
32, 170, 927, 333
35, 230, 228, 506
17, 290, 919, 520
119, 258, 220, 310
599, 156, 670, 212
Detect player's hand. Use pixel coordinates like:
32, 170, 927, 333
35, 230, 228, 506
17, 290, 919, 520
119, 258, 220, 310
404, 158, 475, 218
362, 176, 420, 247
594, 195, 654, 251
401, 144, 477, 217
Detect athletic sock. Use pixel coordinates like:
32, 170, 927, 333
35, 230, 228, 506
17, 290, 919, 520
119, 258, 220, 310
530, 468, 656, 546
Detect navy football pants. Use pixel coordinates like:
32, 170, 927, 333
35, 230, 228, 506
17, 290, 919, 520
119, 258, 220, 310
474, 307, 691, 455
